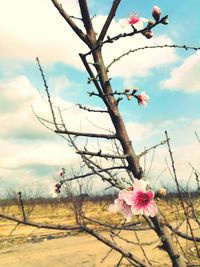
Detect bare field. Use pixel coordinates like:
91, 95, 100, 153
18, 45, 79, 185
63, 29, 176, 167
0, 200, 200, 266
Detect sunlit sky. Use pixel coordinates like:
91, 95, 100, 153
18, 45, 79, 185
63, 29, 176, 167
0, 0, 199, 196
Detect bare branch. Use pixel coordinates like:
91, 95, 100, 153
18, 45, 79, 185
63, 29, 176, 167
36, 57, 58, 129
81, 225, 150, 267
0, 213, 81, 231
139, 138, 169, 158
17, 191, 26, 222
55, 129, 117, 139
97, 0, 121, 42
60, 166, 127, 183
83, 215, 151, 231
77, 104, 108, 113
50, 0, 89, 45
78, 0, 93, 37
76, 149, 128, 159
166, 223, 200, 242
165, 131, 200, 257
106, 44, 200, 72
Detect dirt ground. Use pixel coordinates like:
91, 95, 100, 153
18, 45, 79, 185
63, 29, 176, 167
0, 203, 199, 266
0, 229, 173, 267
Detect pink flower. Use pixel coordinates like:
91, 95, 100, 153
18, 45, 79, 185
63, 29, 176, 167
152, 6, 161, 21
137, 91, 149, 106
128, 13, 140, 25
123, 179, 157, 217
119, 14, 147, 29
109, 190, 132, 221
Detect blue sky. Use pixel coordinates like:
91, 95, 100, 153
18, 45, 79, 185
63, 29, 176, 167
0, 0, 199, 196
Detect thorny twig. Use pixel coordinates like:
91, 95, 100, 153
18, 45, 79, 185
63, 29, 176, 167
165, 131, 200, 256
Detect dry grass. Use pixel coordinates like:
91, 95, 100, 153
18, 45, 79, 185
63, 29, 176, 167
0, 198, 200, 266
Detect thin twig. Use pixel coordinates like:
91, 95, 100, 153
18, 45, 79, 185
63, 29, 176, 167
17, 192, 26, 222
36, 57, 58, 130
97, 0, 121, 42
77, 104, 108, 113
106, 44, 200, 72
139, 139, 169, 158
76, 149, 128, 159
165, 131, 200, 256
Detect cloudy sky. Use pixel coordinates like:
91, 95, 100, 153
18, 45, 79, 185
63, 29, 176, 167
0, 0, 199, 196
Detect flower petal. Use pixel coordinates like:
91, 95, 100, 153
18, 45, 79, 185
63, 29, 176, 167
121, 205, 133, 220
119, 18, 129, 28
133, 20, 144, 30
131, 204, 144, 216
121, 190, 134, 205
133, 178, 148, 192
144, 201, 158, 217
146, 190, 154, 200
108, 200, 121, 212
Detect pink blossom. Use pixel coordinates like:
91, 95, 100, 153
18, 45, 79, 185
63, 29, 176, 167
119, 14, 147, 29
128, 13, 140, 25
137, 91, 149, 106
109, 190, 132, 221
152, 6, 161, 21
123, 179, 157, 217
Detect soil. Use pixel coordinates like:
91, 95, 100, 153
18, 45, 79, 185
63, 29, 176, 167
0, 229, 174, 267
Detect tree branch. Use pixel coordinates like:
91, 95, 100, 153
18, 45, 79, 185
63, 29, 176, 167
60, 166, 127, 183
78, 0, 94, 38
76, 149, 128, 159
166, 223, 200, 242
77, 104, 108, 113
81, 225, 150, 267
51, 0, 89, 45
97, 0, 121, 42
36, 57, 58, 130
139, 138, 169, 158
55, 129, 117, 139
0, 213, 81, 231
106, 44, 200, 72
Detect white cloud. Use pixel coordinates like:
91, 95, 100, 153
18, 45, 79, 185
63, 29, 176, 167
140, 118, 200, 189
0, 0, 86, 69
161, 51, 200, 92
0, 75, 114, 190
0, 76, 53, 139
0, 74, 199, 193
0, 1, 178, 79
48, 75, 80, 96
126, 122, 153, 142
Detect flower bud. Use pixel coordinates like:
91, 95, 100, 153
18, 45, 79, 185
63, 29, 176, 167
147, 20, 155, 27
123, 88, 131, 93
55, 188, 61, 194
127, 186, 133, 191
126, 95, 132, 101
132, 88, 138, 95
143, 31, 154, 39
152, 6, 161, 22
55, 183, 60, 188
160, 16, 169, 25
158, 188, 167, 196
